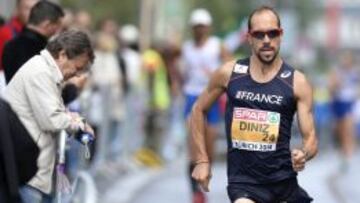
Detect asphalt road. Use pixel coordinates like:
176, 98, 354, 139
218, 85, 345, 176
130, 149, 360, 203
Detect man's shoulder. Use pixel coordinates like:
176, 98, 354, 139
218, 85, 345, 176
4, 34, 24, 51
219, 59, 238, 77
5, 56, 50, 95
5, 33, 38, 48
211, 60, 238, 88
292, 68, 311, 98
19, 55, 51, 75
24, 54, 48, 66
293, 70, 307, 83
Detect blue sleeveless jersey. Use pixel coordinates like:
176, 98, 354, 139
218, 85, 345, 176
225, 58, 297, 184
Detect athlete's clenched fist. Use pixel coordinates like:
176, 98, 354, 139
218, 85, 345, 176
291, 148, 307, 172
191, 162, 212, 192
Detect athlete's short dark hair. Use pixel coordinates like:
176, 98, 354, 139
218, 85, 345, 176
28, 1, 64, 25
247, 6, 281, 31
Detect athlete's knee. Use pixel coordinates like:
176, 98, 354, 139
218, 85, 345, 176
234, 198, 256, 203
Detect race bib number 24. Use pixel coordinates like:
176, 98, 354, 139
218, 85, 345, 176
231, 107, 280, 152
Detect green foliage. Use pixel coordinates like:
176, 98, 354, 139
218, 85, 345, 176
60, 0, 319, 37
272, 0, 321, 30
61, 0, 140, 26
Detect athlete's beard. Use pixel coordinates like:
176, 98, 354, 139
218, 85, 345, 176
256, 46, 280, 65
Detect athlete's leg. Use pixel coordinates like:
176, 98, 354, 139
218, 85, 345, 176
338, 115, 355, 158
333, 101, 356, 159
234, 198, 256, 203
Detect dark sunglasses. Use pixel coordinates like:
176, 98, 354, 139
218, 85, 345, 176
249, 29, 283, 40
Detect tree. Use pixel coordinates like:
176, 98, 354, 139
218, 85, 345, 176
61, 0, 140, 26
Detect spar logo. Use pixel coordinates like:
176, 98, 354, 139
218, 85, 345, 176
233, 108, 267, 122
234, 108, 280, 124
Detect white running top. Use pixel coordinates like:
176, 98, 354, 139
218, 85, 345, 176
182, 36, 222, 95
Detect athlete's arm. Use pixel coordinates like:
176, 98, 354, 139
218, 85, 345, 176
190, 60, 234, 191
292, 70, 318, 171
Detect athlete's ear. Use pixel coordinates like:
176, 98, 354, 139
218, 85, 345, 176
246, 32, 253, 46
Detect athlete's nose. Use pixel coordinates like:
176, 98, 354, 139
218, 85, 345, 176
263, 34, 271, 43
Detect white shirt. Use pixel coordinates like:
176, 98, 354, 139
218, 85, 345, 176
333, 67, 359, 101
121, 48, 141, 87
182, 36, 222, 95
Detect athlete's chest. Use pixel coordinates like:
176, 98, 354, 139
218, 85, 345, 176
226, 76, 295, 113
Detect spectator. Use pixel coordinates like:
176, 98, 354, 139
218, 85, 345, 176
89, 30, 125, 161
4, 30, 95, 202
118, 24, 145, 153
73, 10, 92, 34
119, 24, 141, 92
142, 46, 171, 157
0, 0, 38, 69
61, 8, 75, 32
0, 0, 38, 95
3, 0, 64, 83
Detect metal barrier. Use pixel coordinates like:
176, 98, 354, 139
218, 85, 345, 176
55, 130, 98, 203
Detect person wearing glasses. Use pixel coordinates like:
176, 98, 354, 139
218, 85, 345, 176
189, 6, 318, 203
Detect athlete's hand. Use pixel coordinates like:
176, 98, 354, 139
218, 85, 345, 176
191, 162, 212, 192
291, 148, 307, 172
